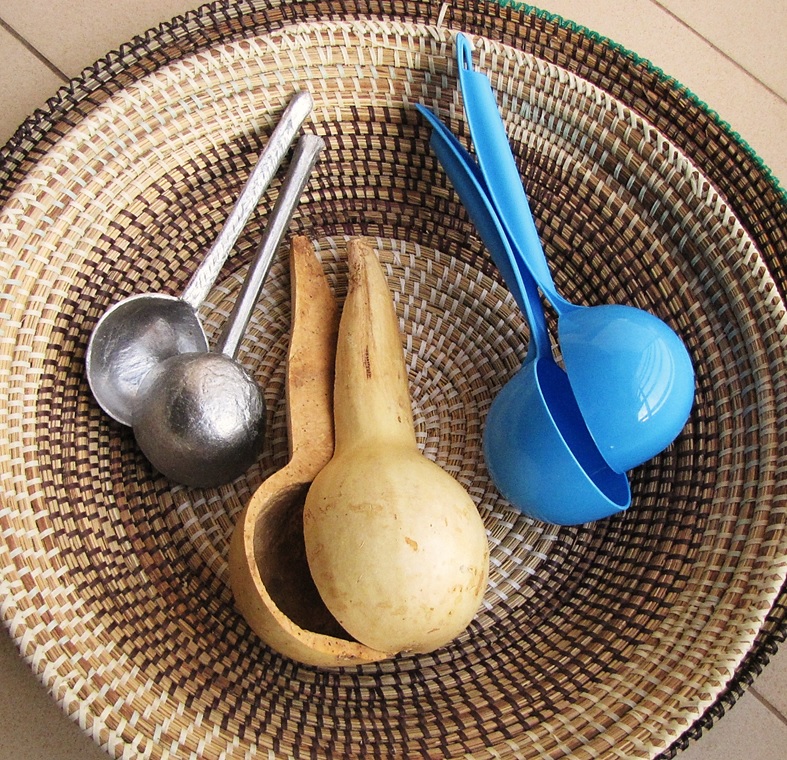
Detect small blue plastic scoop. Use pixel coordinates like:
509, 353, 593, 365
455, 34, 694, 473
417, 104, 630, 525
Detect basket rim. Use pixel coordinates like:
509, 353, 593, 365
497, 0, 786, 202
2, 0, 786, 205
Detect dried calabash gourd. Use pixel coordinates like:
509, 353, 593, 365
303, 239, 490, 654
228, 236, 389, 668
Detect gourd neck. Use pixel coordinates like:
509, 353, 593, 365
333, 240, 418, 455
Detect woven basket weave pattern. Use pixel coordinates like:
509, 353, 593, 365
1, 2, 785, 759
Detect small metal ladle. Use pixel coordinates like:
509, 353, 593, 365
85, 91, 313, 425
131, 134, 324, 487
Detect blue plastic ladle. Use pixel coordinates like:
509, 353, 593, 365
417, 104, 630, 525
455, 34, 694, 474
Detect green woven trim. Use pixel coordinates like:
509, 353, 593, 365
495, 0, 787, 201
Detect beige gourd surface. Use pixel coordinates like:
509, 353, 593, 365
303, 239, 490, 654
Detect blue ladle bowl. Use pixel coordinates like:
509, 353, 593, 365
417, 104, 630, 525
455, 34, 694, 474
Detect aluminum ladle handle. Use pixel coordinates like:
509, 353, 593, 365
216, 133, 325, 358
180, 90, 313, 309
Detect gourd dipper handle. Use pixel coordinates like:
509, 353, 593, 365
284, 236, 339, 463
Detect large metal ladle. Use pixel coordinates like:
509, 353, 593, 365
228, 236, 390, 666
456, 34, 694, 473
131, 134, 324, 488
418, 105, 630, 525
85, 91, 313, 426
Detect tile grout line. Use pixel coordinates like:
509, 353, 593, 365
0, 16, 69, 82
647, 0, 787, 106
750, 686, 787, 728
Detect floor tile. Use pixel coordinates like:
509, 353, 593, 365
538, 0, 787, 185
0, 0, 206, 78
0, 23, 64, 146
656, 0, 787, 99
0, 627, 109, 760
752, 639, 787, 717
676, 690, 787, 760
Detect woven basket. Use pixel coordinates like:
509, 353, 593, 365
1, 1, 785, 758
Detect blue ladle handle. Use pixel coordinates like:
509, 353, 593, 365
456, 34, 572, 313
415, 104, 549, 362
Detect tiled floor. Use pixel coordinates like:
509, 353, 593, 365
0, 1, 785, 758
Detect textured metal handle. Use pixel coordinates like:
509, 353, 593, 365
217, 133, 325, 358
180, 90, 313, 309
